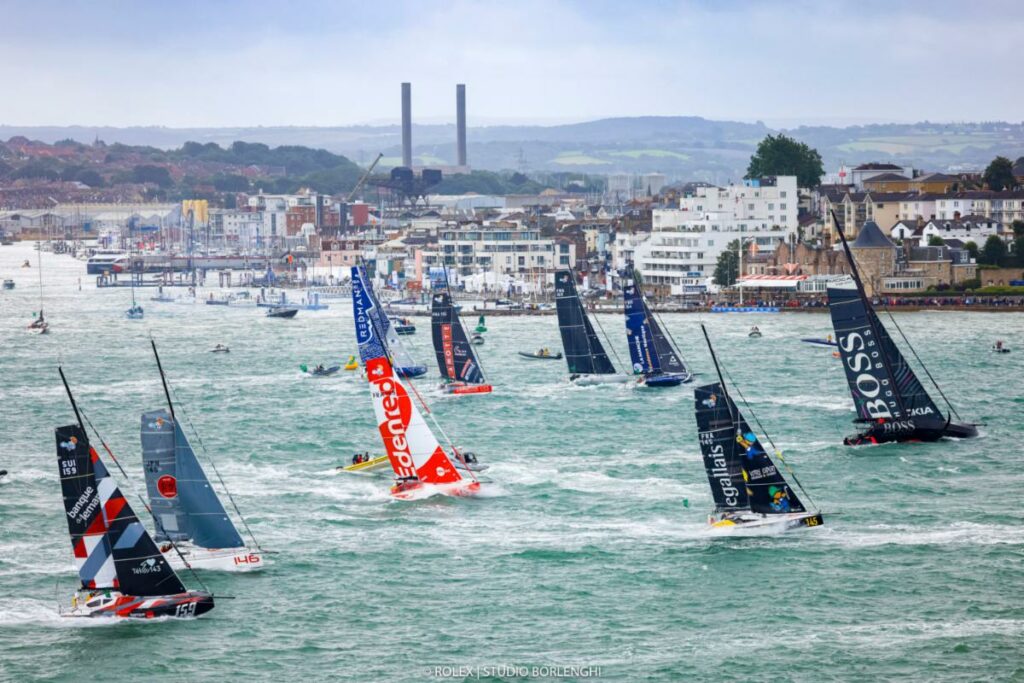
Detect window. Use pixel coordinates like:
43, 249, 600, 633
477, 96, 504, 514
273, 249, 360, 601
768, 203, 775, 210
518, 256, 525, 266
780, 191, 787, 198
780, 203, 787, 210
560, 255, 569, 265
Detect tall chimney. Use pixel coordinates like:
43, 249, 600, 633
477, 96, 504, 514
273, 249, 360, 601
401, 82, 412, 168
456, 83, 467, 167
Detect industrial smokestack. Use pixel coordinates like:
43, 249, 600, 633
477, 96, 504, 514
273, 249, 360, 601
401, 82, 412, 168
456, 83, 467, 167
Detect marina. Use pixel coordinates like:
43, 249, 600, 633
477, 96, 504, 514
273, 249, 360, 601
1, 241, 1022, 678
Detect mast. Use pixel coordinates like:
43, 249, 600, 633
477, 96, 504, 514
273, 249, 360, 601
37, 240, 44, 319
151, 339, 176, 421
58, 367, 85, 431
700, 323, 737, 426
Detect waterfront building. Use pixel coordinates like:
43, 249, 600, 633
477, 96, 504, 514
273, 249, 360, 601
638, 176, 798, 294
419, 219, 574, 279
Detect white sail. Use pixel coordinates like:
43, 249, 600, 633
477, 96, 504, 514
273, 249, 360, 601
365, 356, 463, 484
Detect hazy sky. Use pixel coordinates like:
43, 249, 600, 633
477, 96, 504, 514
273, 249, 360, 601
1, 0, 1021, 128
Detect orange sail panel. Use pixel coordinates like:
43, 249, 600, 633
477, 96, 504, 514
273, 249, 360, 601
366, 356, 463, 484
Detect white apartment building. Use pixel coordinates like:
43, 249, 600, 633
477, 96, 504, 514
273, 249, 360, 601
612, 231, 652, 270
220, 210, 265, 248
421, 221, 574, 278
637, 176, 799, 293
640, 173, 667, 196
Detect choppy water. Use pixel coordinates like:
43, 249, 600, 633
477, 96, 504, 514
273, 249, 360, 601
1, 244, 1023, 682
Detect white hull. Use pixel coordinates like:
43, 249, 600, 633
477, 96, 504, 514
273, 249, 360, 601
164, 544, 265, 572
708, 511, 823, 535
570, 374, 636, 386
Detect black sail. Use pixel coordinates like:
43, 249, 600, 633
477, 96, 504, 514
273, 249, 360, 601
644, 298, 690, 375
828, 285, 944, 425
56, 425, 116, 590
431, 291, 485, 383
694, 384, 749, 512
554, 270, 616, 375
57, 424, 186, 596
102, 468, 188, 596
694, 383, 805, 515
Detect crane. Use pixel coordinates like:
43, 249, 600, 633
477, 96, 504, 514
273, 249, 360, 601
346, 152, 384, 203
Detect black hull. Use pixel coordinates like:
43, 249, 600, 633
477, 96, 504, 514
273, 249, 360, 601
844, 421, 979, 446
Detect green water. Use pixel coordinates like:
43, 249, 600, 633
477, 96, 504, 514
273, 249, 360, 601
2, 245, 1023, 682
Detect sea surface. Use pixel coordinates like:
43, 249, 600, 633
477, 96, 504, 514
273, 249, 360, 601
1, 243, 1022, 682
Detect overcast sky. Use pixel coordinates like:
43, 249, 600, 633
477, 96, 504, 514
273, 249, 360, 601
1, 0, 1021, 129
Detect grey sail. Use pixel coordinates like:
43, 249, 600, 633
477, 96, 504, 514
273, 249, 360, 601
141, 409, 244, 549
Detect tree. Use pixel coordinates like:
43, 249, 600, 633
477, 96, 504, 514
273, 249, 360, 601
928, 235, 946, 247
979, 234, 1008, 266
964, 240, 979, 262
714, 240, 739, 286
745, 134, 824, 188
982, 156, 1016, 192
1013, 233, 1024, 267
131, 164, 173, 188
213, 174, 250, 192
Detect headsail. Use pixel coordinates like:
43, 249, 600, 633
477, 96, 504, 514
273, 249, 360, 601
828, 283, 944, 425
365, 355, 463, 484
353, 265, 422, 371
57, 424, 116, 590
431, 291, 485, 384
554, 270, 617, 375
645, 303, 689, 376
141, 410, 244, 549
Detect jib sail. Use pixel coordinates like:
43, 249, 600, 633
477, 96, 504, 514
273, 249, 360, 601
646, 303, 689, 376
828, 284, 943, 425
554, 270, 617, 375
141, 410, 244, 549
366, 355, 463, 484
57, 424, 117, 590
431, 291, 485, 384
694, 384, 749, 512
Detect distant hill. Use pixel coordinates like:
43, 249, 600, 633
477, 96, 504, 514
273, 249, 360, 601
3, 117, 1024, 181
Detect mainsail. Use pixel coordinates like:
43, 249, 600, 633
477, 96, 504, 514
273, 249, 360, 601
365, 355, 464, 484
646, 304, 689, 376
693, 385, 749, 513
554, 270, 617, 375
351, 265, 423, 373
624, 281, 660, 374
431, 291, 485, 384
694, 383, 805, 515
58, 424, 187, 596
57, 424, 116, 590
141, 410, 244, 549
828, 283, 944, 425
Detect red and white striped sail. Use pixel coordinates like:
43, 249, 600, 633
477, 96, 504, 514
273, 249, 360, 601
366, 356, 463, 484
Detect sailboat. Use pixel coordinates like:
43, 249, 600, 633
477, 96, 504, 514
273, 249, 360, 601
554, 270, 632, 385
28, 242, 48, 334
125, 248, 144, 319
141, 341, 264, 571
827, 216, 978, 445
623, 267, 692, 387
694, 325, 824, 533
365, 355, 484, 499
431, 288, 493, 395
351, 265, 427, 379
55, 371, 214, 618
